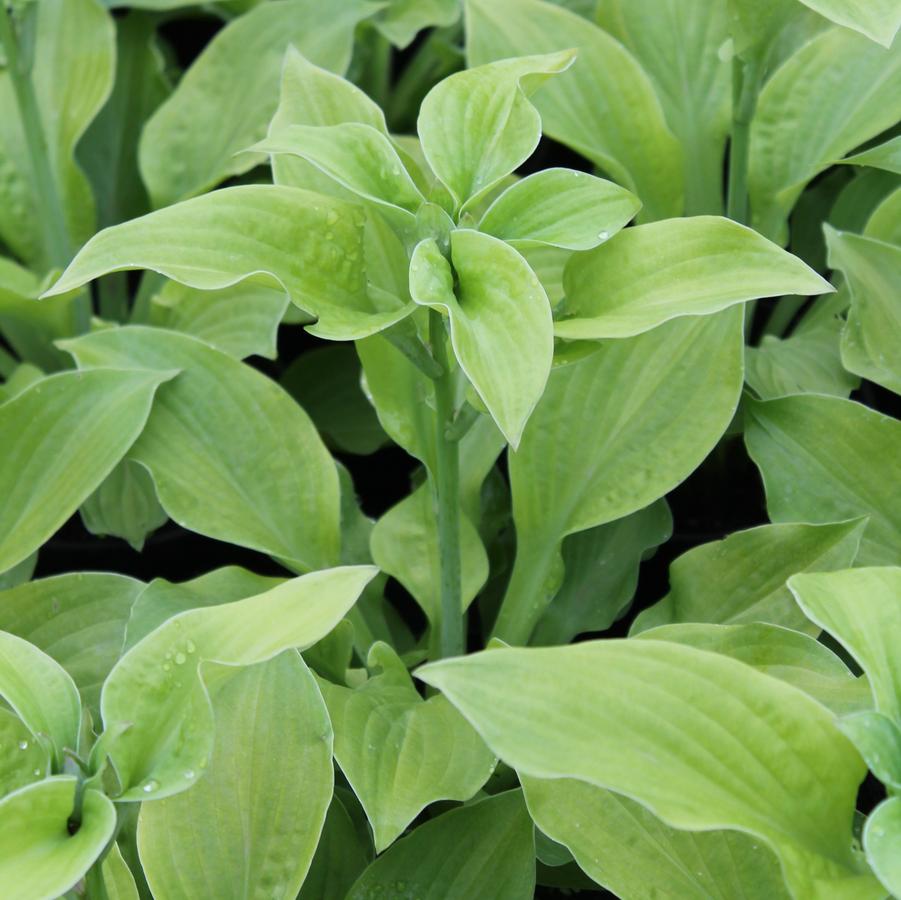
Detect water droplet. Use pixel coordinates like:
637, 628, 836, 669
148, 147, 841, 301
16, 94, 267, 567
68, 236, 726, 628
184, 770, 196, 780
17, 740, 28, 751
175, 652, 186, 665
597, 230, 609, 241
32, 768, 41, 777
185, 640, 196, 654
142, 780, 159, 793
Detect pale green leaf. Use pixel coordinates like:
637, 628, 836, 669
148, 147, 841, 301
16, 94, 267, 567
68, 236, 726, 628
100, 566, 375, 800
61, 326, 340, 571
556, 216, 832, 340
839, 711, 901, 791
137, 652, 332, 899
138, 0, 375, 207
418, 50, 576, 209
841, 135, 901, 174
346, 791, 535, 899
373, 0, 459, 48
466, 0, 683, 221
865, 184, 901, 244
0, 368, 169, 574
864, 797, 901, 897
0, 709, 48, 798
495, 309, 744, 643
632, 520, 866, 636
0, 552, 36, 592
418, 641, 882, 899
0, 778, 116, 900
797, 0, 901, 47
745, 395, 901, 565
478, 168, 640, 250
101, 842, 139, 900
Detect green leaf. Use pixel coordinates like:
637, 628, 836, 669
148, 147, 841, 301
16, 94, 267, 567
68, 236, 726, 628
745, 395, 901, 565
864, 797, 901, 897
841, 135, 901, 175
797, 0, 901, 47
531, 500, 672, 645
632, 520, 866, 636
465, 0, 683, 221
495, 309, 744, 643
99, 566, 375, 800
0, 573, 144, 720
0, 709, 48, 798
62, 326, 341, 571
0, 778, 116, 899
839, 711, 901, 791
418, 641, 882, 899
101, 842, 139, 900
556, 216, 832, 340
410, 231, 553, 445
523, 777, 790, 900
319, 643, 496, 851
749, 27, 901, 241
346, 791, 535, 899
417, 50, 576, 210
595, 0, 730, 215
372, 0, 459, 48
865, 184, 901, 244
477, 168, 640, 250
0, 0, 115, 268
0, 368, 169, 574
137, 651, 332, 898
138, 0, 374, 207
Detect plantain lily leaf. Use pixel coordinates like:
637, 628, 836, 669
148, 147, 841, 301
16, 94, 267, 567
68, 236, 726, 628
61, 326, 340, 572
631, 520, 866, 636
372, 0, 459, 49
0, 778, 117, 900
864, 797, 901, 897
101, 842, 139, 900
346, 791, 535, 899
796, 0, 901, 48
319, 643, 496, 851
417, 50, 576, 210
418, 641, 882, 899
556, 216, 832, 340
137, 652, 332, 899
0, 368, 169, 574
745, 395, 901, 566
138, 0, 375, 207
864, 184, 901, 244
840, 135, 901, 175
465, 0, 683, 221
477, 168, 640, 250
495, 309, 744, 644
0, 709, 49, 798
839, 711, 901, 792
99, 566, 375, 800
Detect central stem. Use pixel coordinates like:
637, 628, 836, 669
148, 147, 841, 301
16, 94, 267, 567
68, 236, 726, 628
725, 55, 760, 226
429, 309, 463, 659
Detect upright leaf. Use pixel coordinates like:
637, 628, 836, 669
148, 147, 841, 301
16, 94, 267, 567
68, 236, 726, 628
796, 0, 901, 47
864, 797, 901, 897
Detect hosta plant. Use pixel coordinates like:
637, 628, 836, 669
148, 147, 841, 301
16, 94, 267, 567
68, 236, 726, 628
0, 0, 900, 897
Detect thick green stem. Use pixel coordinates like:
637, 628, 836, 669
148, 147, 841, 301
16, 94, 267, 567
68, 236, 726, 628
429, 310, 463, 659
490, 542, 558, 646
726, 56, 760, 226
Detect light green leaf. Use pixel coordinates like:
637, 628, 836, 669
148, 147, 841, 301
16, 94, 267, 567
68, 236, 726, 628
596, 0, 730, 215
865, 184, 901, 244
149, 280, 289, 361
0, 709, 48, 798
797, 0, 901, 47
138, 0, 375, 207
523, 777, 789, 900
319, 643, 495, 851
864, 797, 901, 897
418, 641, 882, 899
749, 26, 901, 241
372, 0, 459, 48
137, 651, 332, 899
839, 711, 901, 791
418, 50, 575, 210
0, 573, 144, 719
346, 791, 535, 899
101, 842, 139, 900
0, 368, 169, 574
62, 326, 340, 571
478, 168, 640, 250
495, 309, 744, 643
556, 216, 832, 340
0, 552, 36, 592
0, 0, 114, 268
466, 0, 683, 221
0, 778, 116, 900
100, 566, 375, 800
632, 520, 866, 636
745, 395, 901, 565
841, 135, 901, 174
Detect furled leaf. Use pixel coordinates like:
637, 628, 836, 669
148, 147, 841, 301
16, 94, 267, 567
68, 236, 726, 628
841, 136, 901, 175
556, 216, 831, 340
797, 0, 901, 48
0, 368, 169, 574
101, 842, 139, 900
0, 709, 49, 798
410, 232, 553, 445
466, 0, 683, 221
346, 791, 535, 899
0, 778, 116, 899
319, 643, 496, 851
477, 168, 640, 250
138, 652, 332, 899
495, 309, 743, 643
839, 711, 901, 791
749, 27, 901, 240
865, 185, 901, 244
523, 777, 789, 900
99, 566, 375, 800
418, 641, 881, 898
0, 573, 144, 719
417, 50, 575, 210
138, 0, 374, 207
864, 797, 901, 897
632, 520, 866, 635
62, 326, 340, 572
745, 395, 901, 565
372, 0, 459, 48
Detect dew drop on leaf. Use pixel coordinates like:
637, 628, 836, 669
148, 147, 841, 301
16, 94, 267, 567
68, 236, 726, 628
17, 740, 28, 751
